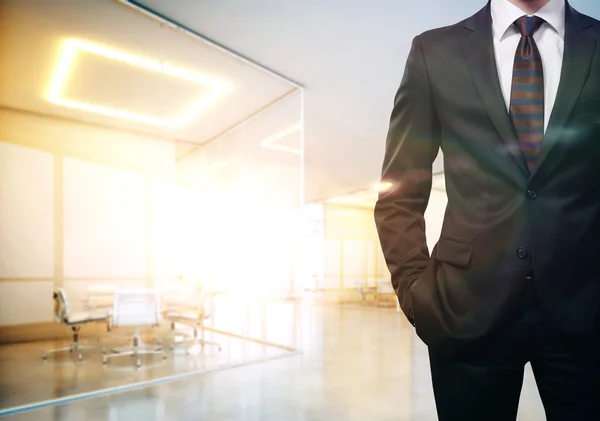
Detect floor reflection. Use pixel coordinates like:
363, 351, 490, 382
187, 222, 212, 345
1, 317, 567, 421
0, 299, 302, 412
1, 304, 547, 420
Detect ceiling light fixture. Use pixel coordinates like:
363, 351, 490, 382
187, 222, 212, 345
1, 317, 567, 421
46, 38, 231, 128
260, 123, 302, 154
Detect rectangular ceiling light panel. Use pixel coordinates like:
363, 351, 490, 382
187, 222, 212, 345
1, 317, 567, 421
46, 39, 231, 128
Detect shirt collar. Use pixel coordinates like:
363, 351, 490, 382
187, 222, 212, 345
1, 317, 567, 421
490, 0, 565, 41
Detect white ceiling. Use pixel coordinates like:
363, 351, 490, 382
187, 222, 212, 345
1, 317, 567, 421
0, 0, 304, 210
0, 0, 297, 152
132, 0, 600, 202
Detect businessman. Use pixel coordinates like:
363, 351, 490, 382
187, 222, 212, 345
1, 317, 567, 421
374, 0, 600, 419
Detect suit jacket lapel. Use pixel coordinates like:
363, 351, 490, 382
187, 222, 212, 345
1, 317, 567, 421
462, 4, 529, 176
531, 4, 597, 178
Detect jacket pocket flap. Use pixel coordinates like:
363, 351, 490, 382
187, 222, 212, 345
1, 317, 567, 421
435, 237, 473, 267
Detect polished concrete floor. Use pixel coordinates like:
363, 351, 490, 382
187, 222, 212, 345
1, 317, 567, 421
0, 304, 547, 420
0, 327, 291, 411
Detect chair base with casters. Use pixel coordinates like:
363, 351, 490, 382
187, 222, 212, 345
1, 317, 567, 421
43, 325, 105, 362
102, 328, 167, 368
166, 313, 222, 354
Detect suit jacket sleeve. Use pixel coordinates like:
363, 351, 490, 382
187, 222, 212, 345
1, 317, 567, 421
374, 35, 441, 325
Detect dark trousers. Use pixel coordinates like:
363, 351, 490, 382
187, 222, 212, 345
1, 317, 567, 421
428, 275, 600, 421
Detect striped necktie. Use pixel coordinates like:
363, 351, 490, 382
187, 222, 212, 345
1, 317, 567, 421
509, 15, 545, 172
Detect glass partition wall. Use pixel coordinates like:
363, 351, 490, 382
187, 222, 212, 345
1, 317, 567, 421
0, 0, 304, 412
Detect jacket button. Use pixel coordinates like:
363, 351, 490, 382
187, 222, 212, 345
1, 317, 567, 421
516, 247, 529, 259
527, 190, 537, 199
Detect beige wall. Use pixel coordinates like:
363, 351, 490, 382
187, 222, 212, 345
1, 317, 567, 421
0, 108, 175, 326
322, 189, 448, 300
323, 204, 384, 292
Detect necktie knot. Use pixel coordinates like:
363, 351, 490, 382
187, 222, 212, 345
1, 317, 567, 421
514, 15, 545, 37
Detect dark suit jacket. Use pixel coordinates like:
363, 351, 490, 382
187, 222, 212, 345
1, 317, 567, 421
374, 1, 600, 354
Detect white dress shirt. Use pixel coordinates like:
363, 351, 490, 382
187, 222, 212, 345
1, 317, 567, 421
490, 0, 565, 132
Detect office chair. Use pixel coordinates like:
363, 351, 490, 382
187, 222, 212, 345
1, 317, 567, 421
162, 288, 222, 354
102, 290, 166, 368
43, 287, 110, 361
